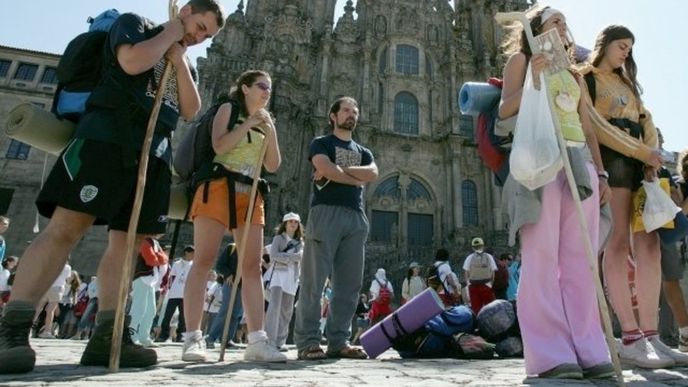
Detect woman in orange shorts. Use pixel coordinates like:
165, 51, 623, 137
180, 70, 283, 362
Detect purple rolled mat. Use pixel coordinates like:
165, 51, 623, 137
360, 288, 444, 359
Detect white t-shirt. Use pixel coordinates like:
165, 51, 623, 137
50, 264, 72, 291
168, 259, 193, 299
206, 282, 222, 313
462, 252, 497, 284
434, 261, 459, 294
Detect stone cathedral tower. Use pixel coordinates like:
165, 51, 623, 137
193, 0, 530, 285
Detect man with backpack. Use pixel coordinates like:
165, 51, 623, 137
431, 248, 462, 306
462, 238, 497, 314
0, 1, 224, 374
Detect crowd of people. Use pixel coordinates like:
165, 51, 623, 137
0, 1, 686, 382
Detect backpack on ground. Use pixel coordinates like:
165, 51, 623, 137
449, 332, 495, 359
476, 299, 520, 342
424, 305, 474, 336
53, 9, 120, 121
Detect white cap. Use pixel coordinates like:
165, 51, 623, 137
282, 212, 301, 223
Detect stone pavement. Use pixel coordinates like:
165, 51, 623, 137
1, 339, 688, 386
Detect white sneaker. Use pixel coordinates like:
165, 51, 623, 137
647, 336, 688, 366
617, 338, 675, 369
244, 339, 288, 362
679, 333, 688, 353
182, 331, 208, 362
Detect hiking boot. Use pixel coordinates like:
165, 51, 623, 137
647, 336, 688, 366
0, 304, 36, 374
80, 312, 157, 368
181, 331, 207, 362
582, 362, 615, 379
617, 338, 674, 369
680, 333, 688, 353
538, 363, 583, 379
244, 338, 288, 362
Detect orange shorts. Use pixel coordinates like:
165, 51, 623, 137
190, 179, 265, 230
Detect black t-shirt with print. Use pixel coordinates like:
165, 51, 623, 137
75, 13, 196, 163
309, 134, 374, 211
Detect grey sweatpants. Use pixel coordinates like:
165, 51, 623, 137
264, 286, 296, 347
294, 205, 368, 352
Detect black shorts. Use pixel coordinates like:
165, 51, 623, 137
600, 146, 643, 191
36, 138, 170, 234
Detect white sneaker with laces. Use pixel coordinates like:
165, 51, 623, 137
647, 336, 688, 366
244, 339, 288, 362
182, 331, 208, 362
617, 338, 675, 369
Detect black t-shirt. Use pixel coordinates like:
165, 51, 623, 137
75, 13, 196, 163
309, 134, 374, 211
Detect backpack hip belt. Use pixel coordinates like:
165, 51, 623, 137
197, 163, 270, 229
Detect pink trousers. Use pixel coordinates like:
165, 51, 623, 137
517, 164, 610, 375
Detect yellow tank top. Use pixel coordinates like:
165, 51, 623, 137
213, 120, 265, 179
546, 70, 586, 144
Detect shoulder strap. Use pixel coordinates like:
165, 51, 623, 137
584, 72, 596, 105
227, 100, 240, 131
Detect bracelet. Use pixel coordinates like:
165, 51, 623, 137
597, 170, 609, 179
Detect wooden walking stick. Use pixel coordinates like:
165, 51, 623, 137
109, 0, 179, 372
219, 125, 271, 361
496, 11, 625, 386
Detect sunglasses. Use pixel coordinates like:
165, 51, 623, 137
253, 82, 272, 92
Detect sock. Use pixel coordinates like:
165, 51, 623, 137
183, 330, 202, 342
2, 300, 35, 323
622, 329, 643, 345
642, 330, 659, 340
680, 326, 688, 337
247, 330, 268, 344
95, 310, 116, 325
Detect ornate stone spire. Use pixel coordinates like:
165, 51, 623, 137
334, 0, 357, 43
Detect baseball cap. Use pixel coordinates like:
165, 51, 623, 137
471, 237, 484, 247
409, 262, 421, 269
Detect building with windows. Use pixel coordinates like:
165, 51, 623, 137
191, 0, 530, 286
0, 45, 108, 275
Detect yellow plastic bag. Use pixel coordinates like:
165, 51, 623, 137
632, 178, 674, 232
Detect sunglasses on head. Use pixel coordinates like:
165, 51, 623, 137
253, 82, 272, 92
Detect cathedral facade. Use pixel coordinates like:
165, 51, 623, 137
191, 0, 529, 285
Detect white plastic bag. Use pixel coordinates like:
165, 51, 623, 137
509, 64, 562, 190
642, 180, 681, 232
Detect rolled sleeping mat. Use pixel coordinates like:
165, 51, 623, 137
458, 82, 501, 116
360, 288, 444, 359
168, 183, 190, 221
5, 102, 75, 156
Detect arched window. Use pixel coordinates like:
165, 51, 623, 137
371, 175, 434, 247
396, 44, 419, 75
462, 180, 479, 226
394, 92, 419, 135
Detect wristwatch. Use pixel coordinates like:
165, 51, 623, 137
597, 170, 609, 179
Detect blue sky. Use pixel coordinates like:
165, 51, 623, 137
1, 1, 684, 152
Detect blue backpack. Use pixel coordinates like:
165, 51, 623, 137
53, 9, 120, 121
424, 305, 474, 336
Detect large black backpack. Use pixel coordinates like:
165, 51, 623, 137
53, 9, 121, 121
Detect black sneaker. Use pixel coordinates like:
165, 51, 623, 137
80, 317, 157, 368
0, 310, 36, 374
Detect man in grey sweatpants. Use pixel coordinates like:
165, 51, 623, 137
294, 97, 378, 360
